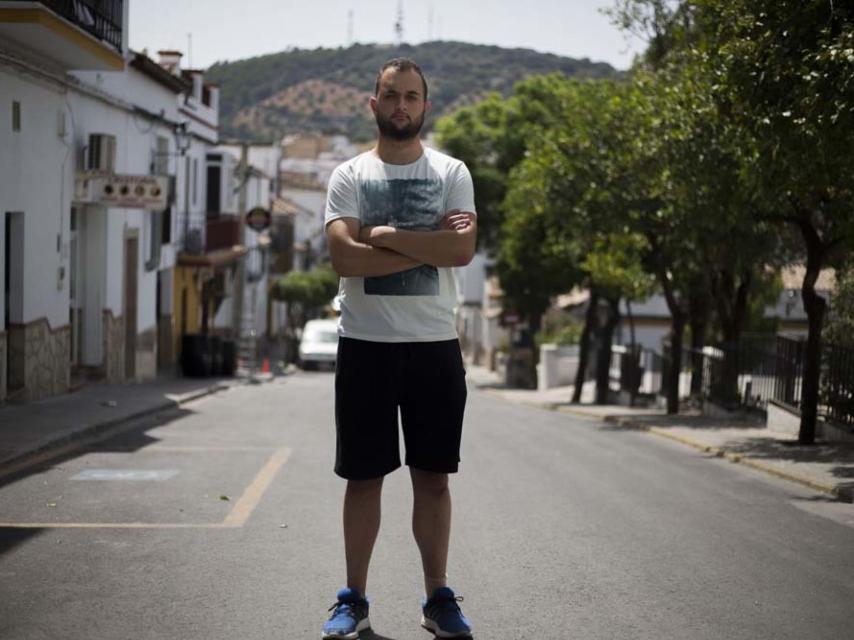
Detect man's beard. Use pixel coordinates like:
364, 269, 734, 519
375, 110, 425, 141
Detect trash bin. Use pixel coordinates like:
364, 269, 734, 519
180, 334, 211, 377
221, 339, 237, 376
209, 335, 223, 376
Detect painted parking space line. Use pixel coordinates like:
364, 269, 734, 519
222, 447, 292, 528
71, 469, 180, 481
0, 447, 292, 529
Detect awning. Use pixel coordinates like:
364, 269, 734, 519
178, 246, 247, 268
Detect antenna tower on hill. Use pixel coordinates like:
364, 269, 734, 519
347, 9, 354, 45
394, 1, 404, 45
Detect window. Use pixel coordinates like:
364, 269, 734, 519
206, 164, 221, 213
12, 101, 20, 132
161, 206, 172, 244
154, 136, 169, 175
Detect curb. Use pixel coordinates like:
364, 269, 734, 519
605, 416, 854, 504
0, 377, 266, 479
479, 386, 853, 504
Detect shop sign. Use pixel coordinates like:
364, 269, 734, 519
74, 173, 169, 209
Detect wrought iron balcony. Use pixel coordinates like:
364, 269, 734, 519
6, 0, 124, 51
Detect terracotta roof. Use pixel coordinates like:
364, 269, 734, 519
130, 51, 189, 93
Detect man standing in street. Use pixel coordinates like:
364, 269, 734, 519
322, 58, 476, 639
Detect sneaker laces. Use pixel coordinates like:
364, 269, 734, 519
327, 600, 357, 619
432, 593, 465, 612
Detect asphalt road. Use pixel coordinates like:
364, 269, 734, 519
1, 371, 853, 640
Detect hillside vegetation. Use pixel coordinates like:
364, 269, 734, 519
205, 41, 618, 142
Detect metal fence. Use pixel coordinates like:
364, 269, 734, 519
611, 334, 854, 429
25, 0, 125, 51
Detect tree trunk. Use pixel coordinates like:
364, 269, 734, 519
626, 299, 639, 406
626, 299, 636, 348
526, 311, 542, 390
712, 269, 752, 405
797, 218, 826, 445
595, 296, 620, 405
688, 292, 708, 397
572, 289, 599, 403
656, 268, 686, 415
666, 314, 686, 414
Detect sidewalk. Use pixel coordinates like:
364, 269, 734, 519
468, 364, 854, 503
0, 373, 271, 475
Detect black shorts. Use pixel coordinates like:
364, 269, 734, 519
334, 337, 468, 480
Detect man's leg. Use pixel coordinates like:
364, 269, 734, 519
410, 468, 451, 595
344, 477, 384, 595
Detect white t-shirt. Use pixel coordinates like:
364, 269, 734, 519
324, 147, 476, 342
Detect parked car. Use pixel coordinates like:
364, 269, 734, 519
298, 319, 339, 370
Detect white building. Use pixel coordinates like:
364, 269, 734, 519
0, 3, 223, 402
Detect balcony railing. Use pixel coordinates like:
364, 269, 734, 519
15, 0, 124, 51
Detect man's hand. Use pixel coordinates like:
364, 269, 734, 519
439, 209, 475, 231
360, 210, 474, 246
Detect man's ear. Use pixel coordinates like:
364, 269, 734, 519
369, 95, 377, 115
425, 99, 432, 114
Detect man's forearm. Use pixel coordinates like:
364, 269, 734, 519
374, 228, 475, 268
332, 241, 421, 277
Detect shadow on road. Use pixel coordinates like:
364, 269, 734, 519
717, 437, 854, 499
0, 526, 43, 557
360, 632, 472, 640
0, 405, 195, 491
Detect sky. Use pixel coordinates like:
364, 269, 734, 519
129, 0, 646, 71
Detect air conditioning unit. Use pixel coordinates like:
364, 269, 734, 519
86, 133, 116, 172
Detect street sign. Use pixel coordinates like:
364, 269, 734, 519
245, 206, 271, 232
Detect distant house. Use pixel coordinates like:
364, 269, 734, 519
454, 258, 838, 368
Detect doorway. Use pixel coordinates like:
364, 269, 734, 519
4, 211, 24, 392
69, 207, 82, 370
124, 235, 138, 380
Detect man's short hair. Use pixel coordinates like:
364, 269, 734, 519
374, 58, 429, 101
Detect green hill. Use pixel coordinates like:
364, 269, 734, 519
206, 41, 618, 143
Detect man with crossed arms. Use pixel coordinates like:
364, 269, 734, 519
322, 57, 476, 639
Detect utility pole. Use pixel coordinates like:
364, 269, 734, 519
394, 0, 404, 45
232, 142, 248, 342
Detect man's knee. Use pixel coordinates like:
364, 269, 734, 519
411, 469, 449, 497
346, 477, 384, 496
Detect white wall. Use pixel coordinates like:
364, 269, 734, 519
0, 56, 202, 372
455, 253, 488, 306
0, 69, 70, 329
281, 187, 326, 245
66, 81, 178, 337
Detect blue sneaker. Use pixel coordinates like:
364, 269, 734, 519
421, 586, 473, 638
322, 588, 370, 639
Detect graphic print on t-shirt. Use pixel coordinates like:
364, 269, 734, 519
360, 178, 442, 296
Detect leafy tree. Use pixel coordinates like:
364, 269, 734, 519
696, 0, 854, 441
271, 266, 339, 361
496, 151, 582, 388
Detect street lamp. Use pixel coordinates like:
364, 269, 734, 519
174, 120, 191, 156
